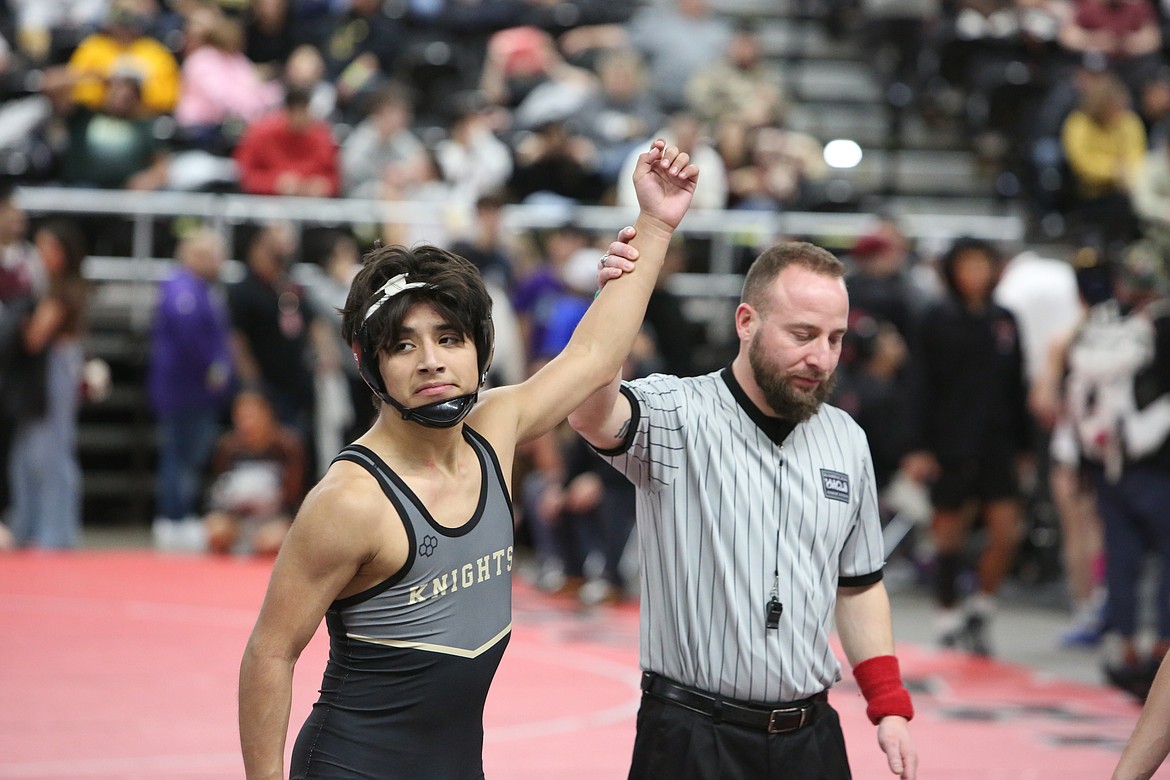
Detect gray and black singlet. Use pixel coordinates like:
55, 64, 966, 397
290, 428, 514, 779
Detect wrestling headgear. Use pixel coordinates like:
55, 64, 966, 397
353, 272, 494, 428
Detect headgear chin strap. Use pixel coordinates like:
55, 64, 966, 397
382, 389, 480, 428
353, 272, 489, 429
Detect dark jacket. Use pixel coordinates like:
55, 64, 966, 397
0, 295, 46, 421
909, 297, 1032, 460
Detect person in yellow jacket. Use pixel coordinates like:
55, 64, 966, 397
66, 0, 180, 116
1060, 69, 1146, 246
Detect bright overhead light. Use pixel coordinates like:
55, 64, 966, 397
824, 139, 863, 169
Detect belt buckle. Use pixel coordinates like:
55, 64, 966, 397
767, 705, 808, 734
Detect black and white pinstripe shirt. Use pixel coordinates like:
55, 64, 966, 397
596, 367, 885, 703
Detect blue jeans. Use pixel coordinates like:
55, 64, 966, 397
1093, 464, 1170, 639
9, 342, 82, 548
154, 406, 222, 522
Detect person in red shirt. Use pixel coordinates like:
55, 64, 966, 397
233, 86, 340, 197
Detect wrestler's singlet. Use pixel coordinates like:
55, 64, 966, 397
290, 429, 513, 779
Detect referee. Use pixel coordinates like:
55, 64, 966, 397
572, 240, 917, 779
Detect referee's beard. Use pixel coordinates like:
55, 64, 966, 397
749, 333, 837, 423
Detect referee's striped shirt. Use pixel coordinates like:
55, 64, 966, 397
596, 367, 885, 703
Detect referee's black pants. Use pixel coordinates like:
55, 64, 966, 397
628, 690, 852, 780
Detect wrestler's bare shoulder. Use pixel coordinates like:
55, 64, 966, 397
293, 460, 391, 543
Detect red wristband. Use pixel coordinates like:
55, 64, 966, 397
853, 654, 914, 725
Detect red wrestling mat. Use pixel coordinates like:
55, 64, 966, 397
0, 551, 1152, 779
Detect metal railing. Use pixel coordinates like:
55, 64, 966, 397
16, 186, 1025, 278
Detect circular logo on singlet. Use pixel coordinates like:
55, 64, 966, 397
419, 535, 438, 557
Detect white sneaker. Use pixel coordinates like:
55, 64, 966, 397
152, 518, 179, 551
935, 608, 966, 648
175, 518, 207, 553
1059, 601, 1104, 648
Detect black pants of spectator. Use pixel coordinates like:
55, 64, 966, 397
0, 414, 12, 514
1093, 464, 1170, 639
1068, 193, 1140, 254
628, 691, 852, 780
558, 481, 636, 589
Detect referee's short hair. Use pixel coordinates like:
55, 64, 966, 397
741, 241, 845, 308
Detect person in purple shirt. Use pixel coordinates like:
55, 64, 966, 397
511, 222, 592, 370
147, 228, 234, 550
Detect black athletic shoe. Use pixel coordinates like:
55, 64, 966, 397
937, 624, 964, 649
1104, 662, 1154, 702
964, 613, 993, 657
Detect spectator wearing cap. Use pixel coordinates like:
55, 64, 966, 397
480, 26, 596, 113
66, 0, 181, 115
845, 225, 934, 347
233, 86, 340, 197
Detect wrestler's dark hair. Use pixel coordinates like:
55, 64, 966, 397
741, 241, 845, 310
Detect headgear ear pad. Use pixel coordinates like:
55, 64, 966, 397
477, 315, 495, 386
353, 330, 388, 399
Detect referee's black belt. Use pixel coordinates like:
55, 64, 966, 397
640, 672, 827, 734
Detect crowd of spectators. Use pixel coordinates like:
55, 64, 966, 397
0, 0, 842, 218
0, 0, 1169, 244
2, 0, 1170, 704
856, 0, 1170, 253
